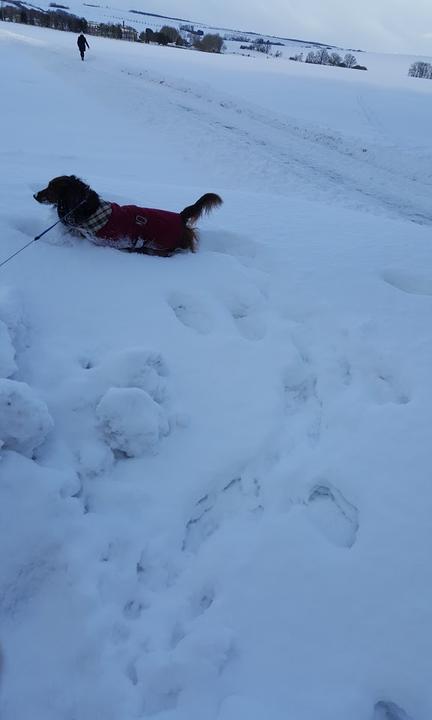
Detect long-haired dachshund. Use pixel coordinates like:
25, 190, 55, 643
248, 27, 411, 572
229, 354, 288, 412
34, 175, 222, 257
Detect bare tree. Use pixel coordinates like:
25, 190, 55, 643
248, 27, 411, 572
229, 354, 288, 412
408, 61, 432, 78
193, 33, 224, 53
305, 48, 331, 65
154, 31, 169, 45
344, 52, 357, 68
315, 47, 330, 64
159, 25, 179, 43
328, 52, 343, 66
253, 38, 271, 54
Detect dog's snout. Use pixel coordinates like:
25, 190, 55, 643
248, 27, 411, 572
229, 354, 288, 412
34, 190, 46, 203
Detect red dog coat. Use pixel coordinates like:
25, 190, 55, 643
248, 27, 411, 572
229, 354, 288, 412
83, 201, 186, 254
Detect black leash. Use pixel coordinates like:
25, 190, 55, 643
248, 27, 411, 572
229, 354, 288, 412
0, 195, 89, 270
0, 236, 40, 270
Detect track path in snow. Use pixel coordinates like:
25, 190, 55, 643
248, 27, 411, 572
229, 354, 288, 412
116, 65, 432, 226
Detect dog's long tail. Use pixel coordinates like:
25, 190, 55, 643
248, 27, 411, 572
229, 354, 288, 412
180, 193, 223, 225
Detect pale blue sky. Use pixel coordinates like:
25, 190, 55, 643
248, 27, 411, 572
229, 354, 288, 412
133, 0, 432, 55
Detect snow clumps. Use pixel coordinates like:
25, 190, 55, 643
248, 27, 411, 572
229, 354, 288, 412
0, 378, 53, 455
0, 288, 52, 456
96, 386, 169, 457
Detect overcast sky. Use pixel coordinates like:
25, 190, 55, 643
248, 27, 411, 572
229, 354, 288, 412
137, 0, 432, 55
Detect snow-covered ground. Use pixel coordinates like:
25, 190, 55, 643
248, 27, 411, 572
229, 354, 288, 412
1, 22, 432, 720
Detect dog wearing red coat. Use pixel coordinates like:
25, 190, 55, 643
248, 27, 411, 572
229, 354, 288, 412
34, 175, 222, 257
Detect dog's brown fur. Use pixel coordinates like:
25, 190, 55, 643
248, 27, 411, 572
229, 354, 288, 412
34, 175, 222, 256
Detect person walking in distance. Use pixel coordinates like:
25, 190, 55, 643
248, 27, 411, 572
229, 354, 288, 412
77, 32, 90, 61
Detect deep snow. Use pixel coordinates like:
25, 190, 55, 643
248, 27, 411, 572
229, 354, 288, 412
1, 22, 432, 720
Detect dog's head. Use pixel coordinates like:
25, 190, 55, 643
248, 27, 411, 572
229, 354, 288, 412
34, 175, 99, 223
34, 175, 81, 205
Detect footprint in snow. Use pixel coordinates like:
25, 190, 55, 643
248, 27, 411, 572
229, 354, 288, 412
373, 700, 413, 720
136, 547, 179, 591
369, 370, 410, 406
168, 292, 214, 335
190, 583, 215, 618
169, 584, 216, 650
335, 336, 411, 406
228, 299, 267, 341
78, 355, 96, 370
183, 476, 262, 553
284, 373, 318, 411
123, 598, 146, 621
283, 368, 323, 444
305, 483, 359, 548
223, 285, 268, 341
346, 353, 410, 406
182, 491, 220, 553
382, 269, 432, 297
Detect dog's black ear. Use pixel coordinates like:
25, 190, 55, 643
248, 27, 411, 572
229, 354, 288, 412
57, 180, 87, 222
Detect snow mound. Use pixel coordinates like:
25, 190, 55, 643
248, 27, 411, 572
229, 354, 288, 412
0, 378, 54, 455
0, 321, 16, 379
0, 286, 29, 352
96, 348, 168, 404
96, 386, 169, 457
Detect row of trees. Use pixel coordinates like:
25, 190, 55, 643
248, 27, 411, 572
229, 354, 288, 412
408, 61, 432, 79
0, 5, 225, 53
90, 22, 137, 41
0, 1, 88, 33
290, 49, 367, 71
140, 25, 224, 53
1, 4, 138, 42
139, 26, 181, 46
240, 38, 282, 58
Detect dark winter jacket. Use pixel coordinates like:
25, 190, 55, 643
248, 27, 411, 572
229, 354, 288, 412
77, 35, 89, 51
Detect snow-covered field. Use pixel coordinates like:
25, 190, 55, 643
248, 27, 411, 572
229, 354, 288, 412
1, 21, 432, 720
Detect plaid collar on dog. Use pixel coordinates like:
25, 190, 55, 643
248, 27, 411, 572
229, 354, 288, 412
76, 200, 112, 234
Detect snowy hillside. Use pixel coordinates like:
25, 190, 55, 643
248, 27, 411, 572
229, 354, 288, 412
1, 21, 432, 720
2, 0, 338, 50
